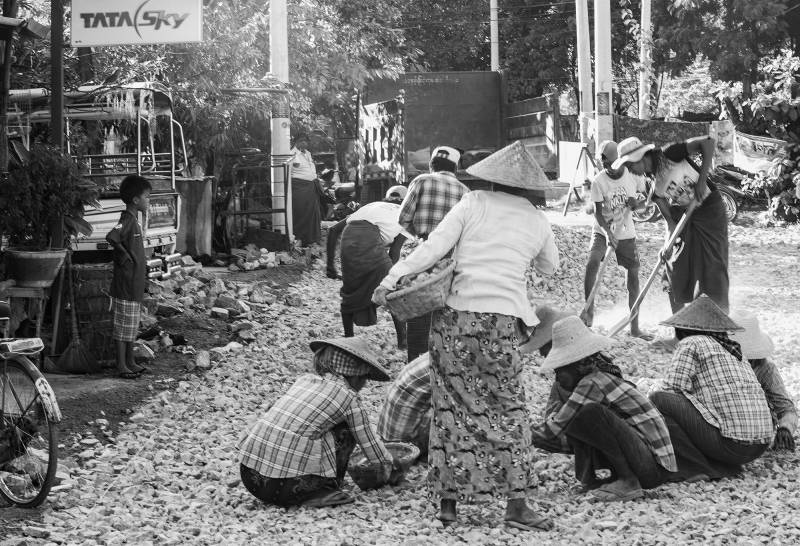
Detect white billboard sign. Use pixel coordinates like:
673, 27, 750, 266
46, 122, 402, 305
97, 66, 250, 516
71, 0, 203, 46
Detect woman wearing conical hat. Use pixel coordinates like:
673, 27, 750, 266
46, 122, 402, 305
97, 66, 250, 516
237, 337, 400, 508
649, 295, 774, 473
373, 141, 559, 531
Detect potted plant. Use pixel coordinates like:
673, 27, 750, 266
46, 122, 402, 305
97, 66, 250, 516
0, 144, 99, 287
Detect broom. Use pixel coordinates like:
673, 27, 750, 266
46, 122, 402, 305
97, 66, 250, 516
57, 251, 100, 374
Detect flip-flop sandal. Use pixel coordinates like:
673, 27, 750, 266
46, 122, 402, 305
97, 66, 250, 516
301, 490, 354, 508
588, 486, 644, 502
116, 371, 141, 380
131, 365, 152, 375
633, 332, 655, 342
505, 515, 553, 532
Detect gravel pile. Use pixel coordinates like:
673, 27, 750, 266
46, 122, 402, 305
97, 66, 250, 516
4, 217, 800, 545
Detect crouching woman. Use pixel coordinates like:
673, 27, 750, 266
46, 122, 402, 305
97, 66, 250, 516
237, 337, 396, 508
531, 316, 677, 502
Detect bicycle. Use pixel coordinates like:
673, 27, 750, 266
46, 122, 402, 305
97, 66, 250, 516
0, 335, 61, 507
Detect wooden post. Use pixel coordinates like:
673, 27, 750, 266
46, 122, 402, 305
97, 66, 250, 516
50, 0, 64, 149
0, 0, 18, 173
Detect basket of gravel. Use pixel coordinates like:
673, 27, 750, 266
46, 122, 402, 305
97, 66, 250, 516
385, 259, 455, 322
347, 442, 420, 491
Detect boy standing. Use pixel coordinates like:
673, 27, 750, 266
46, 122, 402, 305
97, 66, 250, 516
106, 175, 151, 378
583, 140, 652, 340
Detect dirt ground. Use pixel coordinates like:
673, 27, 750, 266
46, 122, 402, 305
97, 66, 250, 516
0, 264, 305, 529
3, 207, 800, 544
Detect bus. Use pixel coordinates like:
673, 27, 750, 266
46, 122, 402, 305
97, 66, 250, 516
8, 81, 186, 256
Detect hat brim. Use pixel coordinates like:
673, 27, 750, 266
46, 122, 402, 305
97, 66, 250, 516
730, 329, 775, 360
520, 310, 572, 353
310, 339, 390, 381
611, 143, 655, 170
540, 333, 613, 371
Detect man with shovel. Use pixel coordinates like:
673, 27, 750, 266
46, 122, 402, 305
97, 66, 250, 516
581, 140, 652, 340
613, 135, 728, 351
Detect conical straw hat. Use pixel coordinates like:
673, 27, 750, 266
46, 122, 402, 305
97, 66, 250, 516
728, 311, 775, 359
660, 294, 743, 333
541, 316, 614, 371
309, 337, 390, 381
466, 141, 552, 190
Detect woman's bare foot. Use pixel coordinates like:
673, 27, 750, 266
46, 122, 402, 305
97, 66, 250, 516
505, 499, 553, 531
630, 329, 654, 341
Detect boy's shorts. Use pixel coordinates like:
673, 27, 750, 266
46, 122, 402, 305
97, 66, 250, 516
111, 298, 142, 342
588, 232, 640, 270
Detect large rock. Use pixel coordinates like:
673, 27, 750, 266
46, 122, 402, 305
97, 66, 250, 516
195, 351, 212, 370
210, 307, 230, 320
207, 278, 228, 297
250, 282, 278, 305
156, 302, 183, 317
193, 269, 216, 284
178, 276, 205, 295
214, 295, 238, 311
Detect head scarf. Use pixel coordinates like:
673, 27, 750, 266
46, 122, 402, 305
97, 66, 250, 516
313, 346, 371, 378
676, 328, 743, 360
581, 352, 623, 378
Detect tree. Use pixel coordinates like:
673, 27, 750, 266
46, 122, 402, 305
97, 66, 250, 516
13, 0, 409, 174
653, 0, 790, 91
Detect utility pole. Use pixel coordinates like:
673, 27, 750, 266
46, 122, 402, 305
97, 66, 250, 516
575, 0, 592, 143
269, 0, 291, 238
490, 0, 499, 70
638, 0, 653, 119
594, 0, 613, 143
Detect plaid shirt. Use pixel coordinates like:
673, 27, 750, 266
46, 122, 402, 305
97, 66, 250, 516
377, 354, 431, 442
536, 370, 677, 472
398, 171, 468, 238
237, 374, 392, 478
660, 336, 774, 444
752, 358, 798, 434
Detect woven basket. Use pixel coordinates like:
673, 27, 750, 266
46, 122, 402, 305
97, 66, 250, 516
385, 259, 455, 322
347, 442, 420, 491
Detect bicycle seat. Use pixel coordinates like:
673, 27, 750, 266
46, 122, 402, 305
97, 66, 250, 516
0, 338, 44, 355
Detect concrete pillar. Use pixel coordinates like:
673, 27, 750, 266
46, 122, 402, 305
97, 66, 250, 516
270, 0, 291, 237
594, 0, 614, 143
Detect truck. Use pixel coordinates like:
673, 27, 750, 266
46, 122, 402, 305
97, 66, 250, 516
8, 81, 186, 258
357, 71, 560, 206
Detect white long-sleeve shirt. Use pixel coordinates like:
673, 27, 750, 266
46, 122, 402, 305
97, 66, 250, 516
381, 190, 559, 326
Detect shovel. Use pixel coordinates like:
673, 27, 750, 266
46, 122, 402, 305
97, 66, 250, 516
607, 209, 693, 337
579, 244, 615, 325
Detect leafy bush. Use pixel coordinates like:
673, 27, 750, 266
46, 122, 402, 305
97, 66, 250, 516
0, 144, 99, 249
719, 52, 800, 222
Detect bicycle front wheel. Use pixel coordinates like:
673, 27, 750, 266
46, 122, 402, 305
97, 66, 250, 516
0, 357, 59, 507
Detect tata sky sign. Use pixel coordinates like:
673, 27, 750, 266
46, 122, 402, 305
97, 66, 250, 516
71, 0, 203, 46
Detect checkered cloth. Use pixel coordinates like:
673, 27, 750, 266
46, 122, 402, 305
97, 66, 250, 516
111, 298, 141, 342
661, 336, 775, 444
377, 354, 432, 442
398, 171, 468, 238
752, 358, 799, 434
314, 346, 370, 377
237, 373, 392, 479
536, 370, 677, 472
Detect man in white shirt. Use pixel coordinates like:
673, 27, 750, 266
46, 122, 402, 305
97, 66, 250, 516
583, 140, 652, 340
290, 134, 322, 246
327, 186, 411, 347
